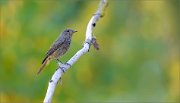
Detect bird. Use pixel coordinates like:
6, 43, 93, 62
37, 28, 77, 74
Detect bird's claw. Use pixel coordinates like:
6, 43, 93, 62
60, 67, 66, 73
65, 62, 71, 67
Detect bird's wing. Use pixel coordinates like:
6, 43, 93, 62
41, 37, 65, 64
46, 38, 65, 57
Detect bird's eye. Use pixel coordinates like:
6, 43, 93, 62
67, 30, 69, 32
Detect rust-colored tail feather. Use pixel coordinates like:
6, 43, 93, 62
37, 57, 50, 74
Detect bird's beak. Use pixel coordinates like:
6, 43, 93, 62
72, 30, 77, 35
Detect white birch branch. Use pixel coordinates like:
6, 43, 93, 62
43, 0, 107, 102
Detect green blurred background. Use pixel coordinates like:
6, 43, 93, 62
0, 0, 179, 102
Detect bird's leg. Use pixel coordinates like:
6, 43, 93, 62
56, 59, 62, 64
56, 59, 62, 63
55, 59, 68, 73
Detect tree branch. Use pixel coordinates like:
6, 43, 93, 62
43, 0, 108, 102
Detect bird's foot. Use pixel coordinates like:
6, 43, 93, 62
65, 62, 71, 67
59, 62, 71, 73
60, 67, 67, 73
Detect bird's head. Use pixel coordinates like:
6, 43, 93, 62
64, 28, 77, 36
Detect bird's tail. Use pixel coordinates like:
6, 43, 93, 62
37, 57, 50, 74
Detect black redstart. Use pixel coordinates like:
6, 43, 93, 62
37, 28, 77, 74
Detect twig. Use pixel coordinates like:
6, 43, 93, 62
43, 0, 107, 102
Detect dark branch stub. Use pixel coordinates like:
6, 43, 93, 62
50, 80, 53, 83
92, 23, 96, 27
